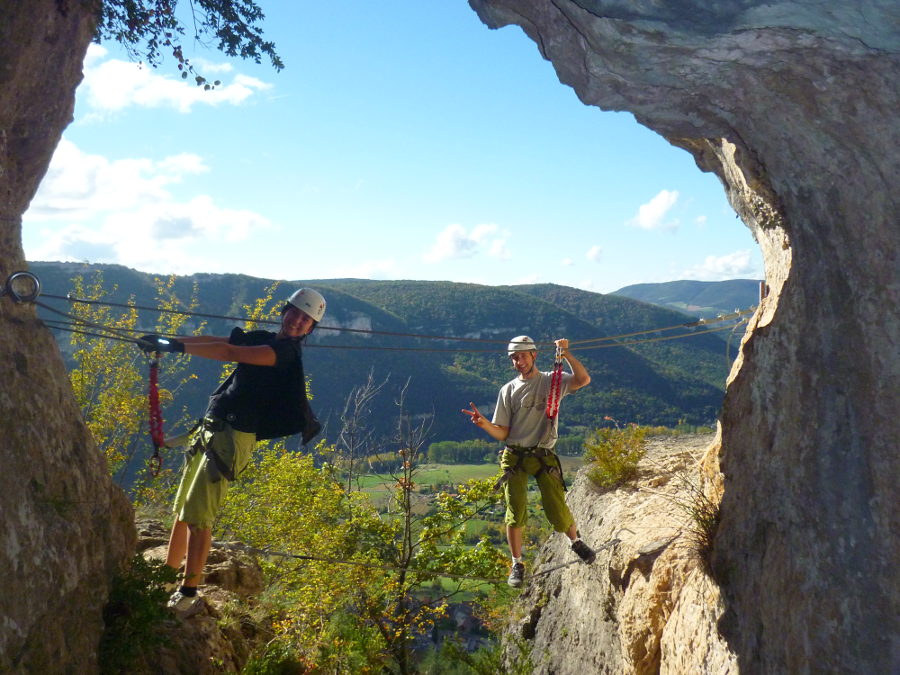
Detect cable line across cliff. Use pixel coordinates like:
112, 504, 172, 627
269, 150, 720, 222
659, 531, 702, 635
8, 272, 756, 353
0, 272, 756, 354
213, 532, 626, 585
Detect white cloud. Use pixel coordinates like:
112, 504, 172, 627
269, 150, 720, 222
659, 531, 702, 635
24, 140, 271, 273
561, 258, 574, 266
680, 250, 757, 280
191, 57, 236, 75
695, 215, 708, 227
30, 199, 272, 274
79, 44, 272, 116
423, 223, 511, 263
26, 140, 206, 221
627, 190, 680, 230
586, 245, 603, 263
487, 235, 512, 260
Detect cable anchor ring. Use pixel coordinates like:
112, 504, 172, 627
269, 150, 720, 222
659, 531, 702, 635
5, 271, 42, 303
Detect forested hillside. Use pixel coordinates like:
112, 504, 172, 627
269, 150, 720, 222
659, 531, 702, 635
613, 278, 761, 318
29, 262, 741, 450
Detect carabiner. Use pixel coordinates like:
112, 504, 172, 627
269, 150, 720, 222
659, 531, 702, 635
149, 449, 163, 477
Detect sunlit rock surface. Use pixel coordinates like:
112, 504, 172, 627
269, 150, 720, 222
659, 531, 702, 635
501, 433, 737, 673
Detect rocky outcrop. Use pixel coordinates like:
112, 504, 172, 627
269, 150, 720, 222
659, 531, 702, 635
0, 1, 136, 673
471, 1, 899, 671
502, 433, 736, 673
132, 519, 268, 675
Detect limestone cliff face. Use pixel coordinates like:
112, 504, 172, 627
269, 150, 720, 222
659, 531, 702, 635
0, 1, 135, 672
470, 1, 899, 671
502, 434, 736, 674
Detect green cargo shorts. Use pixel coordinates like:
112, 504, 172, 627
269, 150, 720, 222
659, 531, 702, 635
501, 448, 574, 532
172, 418, 255, 529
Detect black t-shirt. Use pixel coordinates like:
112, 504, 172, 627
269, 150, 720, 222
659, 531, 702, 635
207, 328, 321, 443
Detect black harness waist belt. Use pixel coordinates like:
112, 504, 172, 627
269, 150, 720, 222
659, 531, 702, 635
494, 445, 566, 492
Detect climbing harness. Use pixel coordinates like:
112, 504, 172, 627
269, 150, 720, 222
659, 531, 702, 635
146, 353, 165, 476
545, 344, 564, 420
493, 445, 567, 492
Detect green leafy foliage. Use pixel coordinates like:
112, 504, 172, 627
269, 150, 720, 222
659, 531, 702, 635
427, 438, 499, 464
583, 419, 648, 489
215, 442, 385, 670
215, 435, 508, 672
65, 272, 199, 482
94, 0, 283, 88
99, 554, 178, 675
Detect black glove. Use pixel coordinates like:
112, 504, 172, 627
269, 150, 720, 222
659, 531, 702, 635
138, 334, 185, 353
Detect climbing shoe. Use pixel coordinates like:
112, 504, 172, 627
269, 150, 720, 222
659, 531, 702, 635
571, 539, 597, 564
167, 590, 204, 618
507, 562, 525, 588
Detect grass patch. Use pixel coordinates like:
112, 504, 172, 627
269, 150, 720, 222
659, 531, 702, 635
354, 464, 501, 492
674, 480, 721, 579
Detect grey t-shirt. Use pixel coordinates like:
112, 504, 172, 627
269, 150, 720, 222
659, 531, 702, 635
492, 371, 573, 449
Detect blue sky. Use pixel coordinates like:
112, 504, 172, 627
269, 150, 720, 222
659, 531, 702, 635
23, 1, 762, 294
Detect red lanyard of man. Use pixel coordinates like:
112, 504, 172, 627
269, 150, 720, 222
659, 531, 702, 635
545, 343, 564, 419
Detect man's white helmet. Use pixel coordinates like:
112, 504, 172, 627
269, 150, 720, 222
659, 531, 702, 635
507, 335, 537, 355
287, 288, 327, 322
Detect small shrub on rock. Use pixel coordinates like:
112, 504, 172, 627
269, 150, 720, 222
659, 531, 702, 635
584, 419, 648, 489
99, 554, 178, 674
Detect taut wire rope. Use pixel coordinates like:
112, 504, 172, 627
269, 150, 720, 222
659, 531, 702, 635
33, 290, 754, 354
31, 276, 756, 349
214, 529, 626, 585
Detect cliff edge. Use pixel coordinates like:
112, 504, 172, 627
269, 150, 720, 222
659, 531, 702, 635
501, 432, 734, 674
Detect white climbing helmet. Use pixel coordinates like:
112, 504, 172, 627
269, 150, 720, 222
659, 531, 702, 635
287, 288, 327, 323
507, 335, 537, 355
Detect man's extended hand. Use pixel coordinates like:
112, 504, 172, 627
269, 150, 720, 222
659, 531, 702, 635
138, 334, 185, 354
462, 402, 485, 427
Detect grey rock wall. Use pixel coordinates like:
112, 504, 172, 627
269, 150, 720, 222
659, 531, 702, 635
0, 1, 135, 672
470, 1, 899, 671
502, 434, 735, 674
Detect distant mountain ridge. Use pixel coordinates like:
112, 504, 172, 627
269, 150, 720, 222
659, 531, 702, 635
613, 279, 763, 318
28, 262, 741, 450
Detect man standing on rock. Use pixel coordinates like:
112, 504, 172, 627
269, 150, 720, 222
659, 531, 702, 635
463, 336, 596, 587
138, 288, 326, 617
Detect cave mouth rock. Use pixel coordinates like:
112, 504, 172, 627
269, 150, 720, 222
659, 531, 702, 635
0, 1, 897, 672
470, 0, 899, 672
